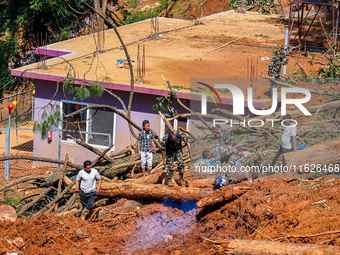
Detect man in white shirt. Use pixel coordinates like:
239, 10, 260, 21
271, 114, 297, 165
281, 114, 297, 153
75, 160, 102, 220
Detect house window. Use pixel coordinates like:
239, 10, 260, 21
61, 100, 116, 147
160, 115, 189, 138
177, 117, 189, 131
164, 119, 175, 137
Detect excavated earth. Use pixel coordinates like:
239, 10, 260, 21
1, 177, 340, 254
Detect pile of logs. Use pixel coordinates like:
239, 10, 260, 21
1, 78, 340, 218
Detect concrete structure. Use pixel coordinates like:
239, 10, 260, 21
11, 12, 275, 165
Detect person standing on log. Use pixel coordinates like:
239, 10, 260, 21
161, 131, 191, 187
75, 160, 102, 220
271, 114, 297, 166
137, 120, 157, 176
212, 124, 239, 186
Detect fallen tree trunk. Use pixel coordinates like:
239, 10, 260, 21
0, 176, 45, 192
263, 76, 336, 97
202, 238, 340, 254
57, 153, 69, 195
287, 100, 340, 119
283, 137, 340, 167
90, 181, 211, 202
196, 186, 251, 208
159, 110, 175, 132
158, 0, 177, 17
91, 144, 115, 167
129, 171, 167, 184
18, 187, 53, 216
67, 134, 114, 163
164, 78, 213, 132
99, 153, 163, 178
33, 180, 76, 217
0, 156, 82, 170
178, 127, 197, 141
60, 193, 79, 213
110, 145, 135, 158
0, 205, 17, 223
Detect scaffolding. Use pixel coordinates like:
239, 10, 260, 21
288, 0, 340, 50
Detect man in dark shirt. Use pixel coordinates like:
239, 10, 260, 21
212, 125, 239, 186
268, 52, 285, 98
161, 131, 191, 187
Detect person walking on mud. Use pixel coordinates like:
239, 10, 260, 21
271, 114, 297, 166
75, 160, 102, 220
161, 131, 191, 187
137, 120, 157, 176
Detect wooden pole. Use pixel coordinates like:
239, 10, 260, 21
210, 36, 244, 52
57, 152, 69, 195
18, 187, 53, 216
33, 179, 76, 217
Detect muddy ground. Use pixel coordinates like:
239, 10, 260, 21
1, 177, 340, 254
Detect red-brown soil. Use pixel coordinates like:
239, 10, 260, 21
1, 178, 340, 254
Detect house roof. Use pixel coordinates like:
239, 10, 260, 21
11, 11, 287, 109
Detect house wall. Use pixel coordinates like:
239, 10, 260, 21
33, 80, 188, 166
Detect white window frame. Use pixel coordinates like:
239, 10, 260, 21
160, 114, 189, 139
60, 100, 116, 149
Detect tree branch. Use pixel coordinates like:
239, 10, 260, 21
79, 0, 135, 138
63, 104, 142, 131
0, 156, 82, 170
162, 76, 213, 132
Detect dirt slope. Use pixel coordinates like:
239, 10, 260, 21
1, 178, 340, 254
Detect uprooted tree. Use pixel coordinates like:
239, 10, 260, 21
2, 0, 340, 219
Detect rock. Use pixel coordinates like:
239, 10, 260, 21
163, 235, 173, 243
75, 228, 84, 235
0, 205, 17, 223
12, 237, 25, 249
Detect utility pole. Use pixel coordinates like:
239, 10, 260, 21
283, 28, 289, 77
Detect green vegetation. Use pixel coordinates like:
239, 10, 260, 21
171, 85, 190, 91
0, 0, 117, 97
230, 0, 279, 14
33, 77, 104, 138
317, 46, 340, 78
118, 0, 168, 24
0, 0, 171, 98
0, 36, 19, 95
152, 92, 176, 117
255, 34, 269, 38
172, 85, 201, 92
217, 88, 231, 93
3, 193, 19, 207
